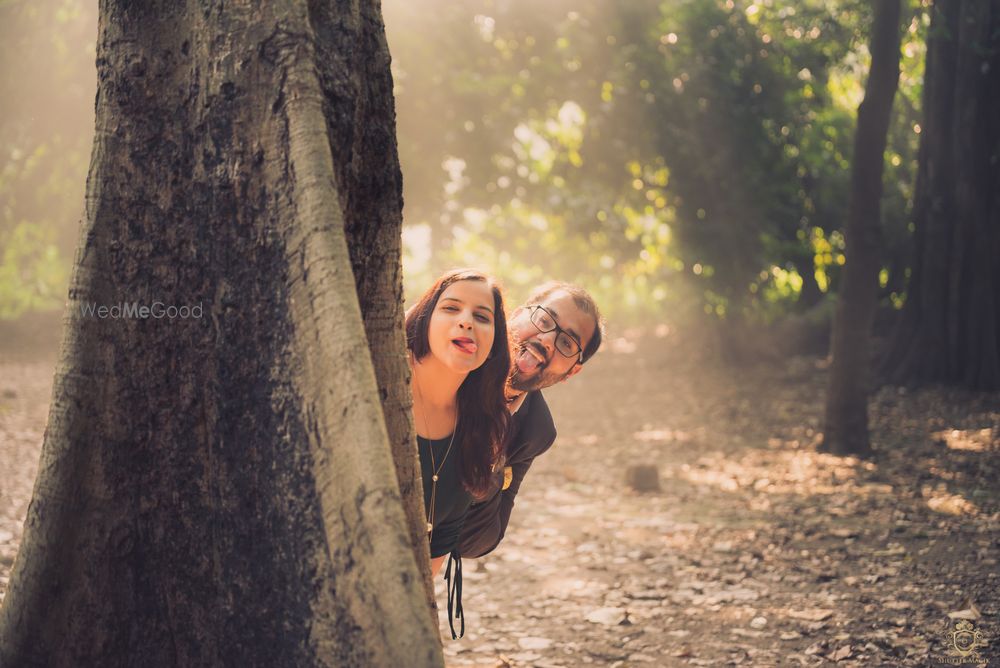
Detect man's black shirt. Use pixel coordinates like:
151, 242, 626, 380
457, 391, 556, 558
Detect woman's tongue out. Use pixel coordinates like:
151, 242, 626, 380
452, 337, 478, 354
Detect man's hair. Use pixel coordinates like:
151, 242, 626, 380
523, 281, 604, 364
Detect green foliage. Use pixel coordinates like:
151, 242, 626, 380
4, 0, 926, 329
388, 0, 924, 326
0, 0, 95, 319
0, 221, 68, 317
632, 0, 867, 319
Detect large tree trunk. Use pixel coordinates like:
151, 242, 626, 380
821, 0, 903, 457
0, 1, 443, 666
882, 0, 1000, 390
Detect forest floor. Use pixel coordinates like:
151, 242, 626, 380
2, 327, 998, 667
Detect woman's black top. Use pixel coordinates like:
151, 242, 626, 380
418, 434, 472, 558
418, 433, 473, 639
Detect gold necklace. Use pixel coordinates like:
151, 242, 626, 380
413, 374, 457, 537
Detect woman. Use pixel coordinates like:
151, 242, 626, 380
405, 269, 510, 636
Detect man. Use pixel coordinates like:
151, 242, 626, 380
457, 281, 602, 558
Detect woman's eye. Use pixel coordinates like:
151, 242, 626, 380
474, 313, 491, 323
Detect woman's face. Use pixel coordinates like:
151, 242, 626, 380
426, 279, 497, 375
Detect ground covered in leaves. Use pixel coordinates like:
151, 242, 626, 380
2, 328, 998, 666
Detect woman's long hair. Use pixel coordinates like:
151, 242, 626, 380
406, 269, 511, 498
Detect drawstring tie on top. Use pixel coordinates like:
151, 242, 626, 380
444, 549, 464, 639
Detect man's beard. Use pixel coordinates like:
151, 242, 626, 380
508, 342, 565, 392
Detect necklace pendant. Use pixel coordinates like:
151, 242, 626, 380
432, 474, 439, 482
426, 522, 433, 533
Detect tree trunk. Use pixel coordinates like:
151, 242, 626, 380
821, 0, 903, 457
0, 1, 443, 666
310, 1, 436, 611
882, 0, 1000, 390
793, 255, 824, 310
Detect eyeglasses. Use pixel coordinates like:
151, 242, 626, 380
528, 305, 583, 362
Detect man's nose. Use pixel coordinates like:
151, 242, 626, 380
538, 329, 557, 353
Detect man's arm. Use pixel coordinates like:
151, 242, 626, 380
456, 487, 503, 559
456, 456, 533, 557
458, 392, 556, 558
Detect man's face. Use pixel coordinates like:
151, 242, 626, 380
508, 289, 596, 392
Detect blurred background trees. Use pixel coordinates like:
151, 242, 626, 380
3, 0, 996, 391
822, 0, 903, 457
880, 0, 1000, 390
0, 0, 95, 318
383, 0, 927, 332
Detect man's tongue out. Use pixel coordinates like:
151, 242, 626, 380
515, 346, 543, 373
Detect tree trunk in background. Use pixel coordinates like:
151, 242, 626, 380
0, 1, 443, 666
793, 255, 824, 310
882, 0, 1000, 390
822, 0, 903, 457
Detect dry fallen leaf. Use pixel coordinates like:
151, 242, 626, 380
517, 636, 553, 650
788, 608, 834, 622
804, 642, 826, 655
948, 607, 982, 620
830, 528, 858, 538
948, 598, 982, 621
585, 607, 628, 625
829, 645, 852, 662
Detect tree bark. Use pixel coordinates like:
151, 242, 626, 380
0, 1, 443, 666
307, 0, 436, 612
821, 0, 903, 457
882, 0, 1000, 390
